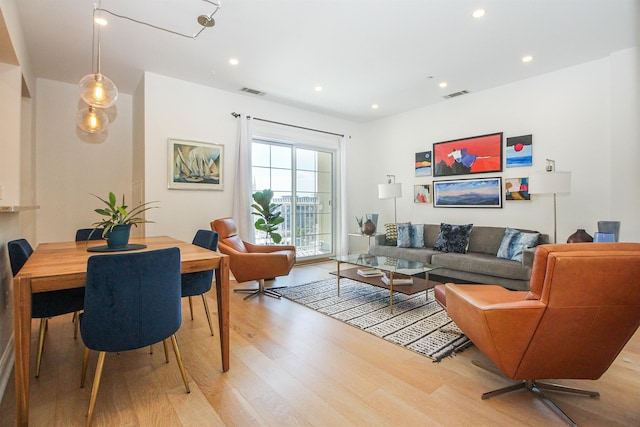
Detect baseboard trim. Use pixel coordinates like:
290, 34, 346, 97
0, 334, 15, 404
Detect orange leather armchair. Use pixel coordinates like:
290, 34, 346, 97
211, 217, 296, 300
439, 243, 640, 426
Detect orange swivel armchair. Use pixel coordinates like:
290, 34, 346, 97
211, 217, 296, 300
439, 243, 640, 426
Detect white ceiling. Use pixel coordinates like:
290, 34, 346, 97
13, 0, 639, 122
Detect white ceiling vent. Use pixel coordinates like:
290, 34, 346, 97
240, 87, 267, 96
443, 90, 470, 99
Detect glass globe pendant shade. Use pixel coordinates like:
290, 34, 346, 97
77, 105, 109, 133
79, 73, 118, 108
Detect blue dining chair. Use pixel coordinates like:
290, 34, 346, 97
75, 228, 105, 241
80, 247, 190, 426
181, 230, 219, 336
8, 239, 85, 378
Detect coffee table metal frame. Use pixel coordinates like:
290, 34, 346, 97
332, 253, 441, 313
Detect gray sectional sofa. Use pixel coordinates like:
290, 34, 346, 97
368, 224, 548, 291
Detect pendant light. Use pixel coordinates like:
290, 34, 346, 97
77, 105, 109, 134
78, 3, 118, 109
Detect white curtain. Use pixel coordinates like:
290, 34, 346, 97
339, 135, 349, 256
231, 114, 255, 242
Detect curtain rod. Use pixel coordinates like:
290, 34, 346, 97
231, 112, 345, 138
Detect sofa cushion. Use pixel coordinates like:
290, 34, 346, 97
431, 252, 532, 281
398, 224, 425, 248
433, 223, 473, 253
369, 245, 438, 263
497, 228, 540, 262
384, 223, 398, 246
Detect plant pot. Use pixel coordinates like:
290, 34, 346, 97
106, 224, 132, 249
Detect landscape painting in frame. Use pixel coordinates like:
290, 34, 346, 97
506, 134, 533, 168
415, 151, 432, 176
168, 138, 224, 190
433, 132, 503, 177
433, 177, 502, 208
414, 184, 431, 203
505, 177, 530, 201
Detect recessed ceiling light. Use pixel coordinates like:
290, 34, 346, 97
94, 17, 108, 26
522, 55, 533, 63
314, 85, 323, 92
229, 58, 239, 66
439, 82, 448, 88
371, 104, 379, 109
472, 9, 486, 18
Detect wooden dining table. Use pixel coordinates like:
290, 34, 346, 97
12, 235, 230, 426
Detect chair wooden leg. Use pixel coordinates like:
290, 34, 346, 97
81, 347, 91, 388
201, 294, 215, 336
170, 334, 190, 393
35, 319, 47, 378
162, 339, 170, 363
86, 351, 106, 427
188, 296, 194, 320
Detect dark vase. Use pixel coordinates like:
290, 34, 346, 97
567, 229, 593, 243
106, 224, 132, 249
362, 219, 377, 236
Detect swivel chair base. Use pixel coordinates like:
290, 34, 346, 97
234, 279, 287, 300
472, 358, 599, 427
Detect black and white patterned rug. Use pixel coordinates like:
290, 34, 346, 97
276, 277, 471, 362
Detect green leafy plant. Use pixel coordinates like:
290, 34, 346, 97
251, 189, 285, 244
91, 192, 157, 237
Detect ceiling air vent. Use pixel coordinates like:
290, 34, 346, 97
443, 90, 470, 99
240, 87, 266, 96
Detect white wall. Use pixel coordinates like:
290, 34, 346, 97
141, 72, 363, 243
356, 53, 638, 243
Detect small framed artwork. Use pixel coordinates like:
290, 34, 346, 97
168, 138, 224, 190
414, 184, 431, 203
505, 177, 530, 201
415, 151, 432, 176
433, 177, 502, 208
433, 132, 503, 177
506, 134, 533, 168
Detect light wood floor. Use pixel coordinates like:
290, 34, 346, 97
1, 261, 639, 426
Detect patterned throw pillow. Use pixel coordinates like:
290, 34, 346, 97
433, 223, 473, 253
384, 223, 398, 246
397, 224, 425, 248
497, 228, 540, 262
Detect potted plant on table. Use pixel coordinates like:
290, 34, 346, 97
251, 189, 284, 244
91, 192, 157, 249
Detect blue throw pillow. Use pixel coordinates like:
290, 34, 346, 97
497, 228, 540, 262
397, 224, 425, 248
433, 223, 473, 253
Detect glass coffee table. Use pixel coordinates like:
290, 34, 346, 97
332, 253, 441, 313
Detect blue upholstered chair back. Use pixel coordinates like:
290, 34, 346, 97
75, 228, 106, 241
181, 230, 218, 298
8, 239, 33, 277
193, 229, 219, 251
8, 239, 85, 319
81, 247, 182, 352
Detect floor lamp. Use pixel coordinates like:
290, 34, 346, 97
528, 160, 571, 243
378, 175, 402, 224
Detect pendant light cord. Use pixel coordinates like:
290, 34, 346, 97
96, 0, 221, 40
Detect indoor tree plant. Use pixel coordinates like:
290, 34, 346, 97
251, 189, 284, 244
91, 192, 157, 248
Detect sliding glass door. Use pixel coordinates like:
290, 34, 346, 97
252, 138, 335, 261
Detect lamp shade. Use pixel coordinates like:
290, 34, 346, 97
528, 171, 571, 194
378, 182, 402, 199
